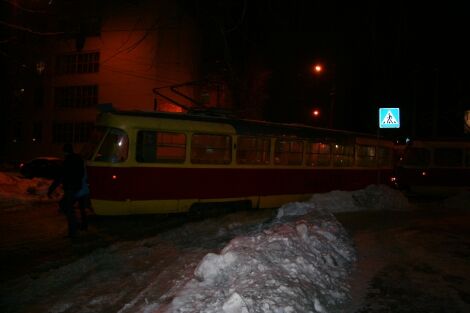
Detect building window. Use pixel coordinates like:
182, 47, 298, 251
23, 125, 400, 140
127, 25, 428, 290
56, 52, 100, 74
274, 139, 303, 165
75, 122, 94, 143
191, 134, 232, 164
136, 131, 186, 163
55, 85, 98, 108
236, 136, 271, 165
53, 122, 94, 144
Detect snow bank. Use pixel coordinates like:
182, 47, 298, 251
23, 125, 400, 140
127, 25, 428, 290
163, 210, 356, 313
277, 185, 410, 217
163, 185, 407, 313
0, 172, 57, 209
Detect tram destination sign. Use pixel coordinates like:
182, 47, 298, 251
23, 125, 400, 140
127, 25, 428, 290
379, 108, 400, 129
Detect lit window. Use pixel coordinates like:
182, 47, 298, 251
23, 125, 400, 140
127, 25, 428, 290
274, 139, 303, 165
356, 145, 376, 167
332, 144, 354, 167
306, 142, 331, 167
237, 136, 271, 165
191, 134, 232, 164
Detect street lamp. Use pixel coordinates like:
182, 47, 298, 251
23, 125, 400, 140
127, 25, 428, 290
313, 64, 323, 74
312, 108, 321, 118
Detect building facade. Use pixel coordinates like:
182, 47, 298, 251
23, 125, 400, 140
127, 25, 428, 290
2, 0, 204, 162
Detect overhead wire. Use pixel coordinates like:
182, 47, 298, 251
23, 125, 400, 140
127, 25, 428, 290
100, 16, 163, 65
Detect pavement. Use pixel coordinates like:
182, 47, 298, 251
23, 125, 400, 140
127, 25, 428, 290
336, 202, 470, 313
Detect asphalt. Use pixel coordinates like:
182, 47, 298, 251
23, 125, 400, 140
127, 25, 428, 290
336, 202, 470, 313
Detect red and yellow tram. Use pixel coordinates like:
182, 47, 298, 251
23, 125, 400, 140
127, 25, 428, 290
83, 110, 396, 215
394, 139, 470, 195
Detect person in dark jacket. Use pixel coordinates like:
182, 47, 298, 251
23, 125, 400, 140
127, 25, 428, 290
48, 143, 86, 238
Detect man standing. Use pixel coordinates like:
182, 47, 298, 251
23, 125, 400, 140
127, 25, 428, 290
48, 143, 85, 238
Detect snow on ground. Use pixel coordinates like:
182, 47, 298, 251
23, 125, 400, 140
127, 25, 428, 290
160, 211, 355, 313
0, 172, 59, 209
3, 170, 468, 313
159, 186, 410, 313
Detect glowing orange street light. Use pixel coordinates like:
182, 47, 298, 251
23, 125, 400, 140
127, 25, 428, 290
312, 108, 321, 118
313, 64, 323, 74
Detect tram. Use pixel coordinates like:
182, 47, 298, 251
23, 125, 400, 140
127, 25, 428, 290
82, 110, 396, 215
394, 139, 470, 195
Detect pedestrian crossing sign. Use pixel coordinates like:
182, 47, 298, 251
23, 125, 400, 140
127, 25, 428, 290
379, 108, 400, 128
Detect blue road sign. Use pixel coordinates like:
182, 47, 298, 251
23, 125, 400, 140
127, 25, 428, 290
379, 108, 400, 128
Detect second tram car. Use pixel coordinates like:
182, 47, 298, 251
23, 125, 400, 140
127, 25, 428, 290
83, 110, 396, 215
394, 139, 470, 195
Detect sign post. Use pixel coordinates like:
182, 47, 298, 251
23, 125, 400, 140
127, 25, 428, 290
377, 107, 400, 185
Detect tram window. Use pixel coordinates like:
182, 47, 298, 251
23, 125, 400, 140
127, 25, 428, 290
306, 142, 331, 166
356, 145, 376, 167
332, 144, 354, 167
377, 147, 393, 167
136, 131, 186, 163
191, 134, 232, 164
434, 148, 463, 167
94, 128, 128, 163
274, 139, 303, 165
237, 136, 271, 165
403, 148, 430, 167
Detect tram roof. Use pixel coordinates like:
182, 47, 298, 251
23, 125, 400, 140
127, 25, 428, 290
108, 110, 378, 141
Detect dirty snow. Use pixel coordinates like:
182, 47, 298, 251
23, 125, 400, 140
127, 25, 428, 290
0, 172, 59, 209
2, 171, 468, 312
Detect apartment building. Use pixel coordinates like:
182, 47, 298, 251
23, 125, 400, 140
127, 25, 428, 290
3, 0, 203, 162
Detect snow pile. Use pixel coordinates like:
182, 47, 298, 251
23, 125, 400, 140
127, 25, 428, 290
162, 210, 356, 313
306, 184, 410, 214
0, 172, 56, 208
277, 185, 409, 218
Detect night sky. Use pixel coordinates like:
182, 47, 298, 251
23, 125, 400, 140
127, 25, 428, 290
194, 1, 470, 138
2, 0, 469, 139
